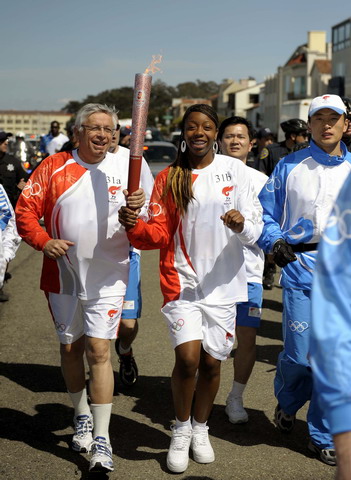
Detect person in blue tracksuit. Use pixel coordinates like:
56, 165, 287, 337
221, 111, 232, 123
310, 171, 351, 480
0, 184, 21, 293
258, 94, 351, 466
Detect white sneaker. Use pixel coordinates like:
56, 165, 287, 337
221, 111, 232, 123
225, 396, 249, 424
89, 436, 114, 473
72, 414, 93, 452
166, 425, 192, 473
191, 426, 215, 463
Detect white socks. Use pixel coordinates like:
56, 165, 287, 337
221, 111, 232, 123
230, 380, 246, 398
192, 418, 207, 430
175, 417, 192, 431
68, 388, 91, 417
175, 417, 207, 431
91, 403, 113, 443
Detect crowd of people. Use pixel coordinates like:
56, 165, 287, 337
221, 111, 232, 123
1, 94, 351, 477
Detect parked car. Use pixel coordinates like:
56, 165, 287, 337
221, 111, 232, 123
145, 127, 164, 141
169, 130, 181, 148
143, 141, 177, 177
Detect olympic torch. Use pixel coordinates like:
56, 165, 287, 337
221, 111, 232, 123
127, 73, 152, 193
127, 54, 162, 193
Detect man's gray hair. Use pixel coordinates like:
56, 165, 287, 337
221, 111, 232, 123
75, 104, 119, 130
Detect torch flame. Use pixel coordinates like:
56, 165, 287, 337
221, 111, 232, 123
144, 54, 163, 75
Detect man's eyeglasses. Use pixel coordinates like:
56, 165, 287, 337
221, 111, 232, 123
82, 124, 120, 135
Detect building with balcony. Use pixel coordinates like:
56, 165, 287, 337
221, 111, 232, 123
262, 31, 331, 137
329, 17, 351, 96
217, 79, 256, 118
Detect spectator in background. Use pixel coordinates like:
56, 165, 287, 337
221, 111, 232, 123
108, 125, 154, 387
258, 119, 308, 176
252, 127, 274, 169
0, 131, 28, 208
119, 126, 131, 147
342, 97, 351, 152
0, 184, 21, 302
217, 116, 267, 425
40, 121, 69, 159
59, 124, 78, 153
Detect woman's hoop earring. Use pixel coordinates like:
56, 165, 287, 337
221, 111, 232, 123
181, 140, 186, 153
213, 141, 218, 154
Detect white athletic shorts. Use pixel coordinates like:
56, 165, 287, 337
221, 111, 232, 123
161, 300, 236, 361
47, 292, 124, 344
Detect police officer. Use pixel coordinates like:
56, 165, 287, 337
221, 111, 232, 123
0, 131, 28, 208
342, 97, 351, 152
258, 119, 309, 176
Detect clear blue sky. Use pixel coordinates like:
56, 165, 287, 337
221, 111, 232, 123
0, 0, 347, 110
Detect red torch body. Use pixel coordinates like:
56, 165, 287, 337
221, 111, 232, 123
127, 73, 152, 193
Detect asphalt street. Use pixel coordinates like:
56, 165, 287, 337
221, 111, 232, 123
0, 243, 335, 480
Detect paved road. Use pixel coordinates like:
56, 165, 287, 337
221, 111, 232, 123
0, 243, 335, 480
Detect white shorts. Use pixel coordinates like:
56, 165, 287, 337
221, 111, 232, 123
161, 300, 236, 361
47, 293, 124, 344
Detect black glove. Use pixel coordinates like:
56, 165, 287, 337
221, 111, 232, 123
272, 239, 297, 268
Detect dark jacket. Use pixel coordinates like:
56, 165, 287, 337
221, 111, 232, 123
258, 141, 291, 177
0, 153, 28, 207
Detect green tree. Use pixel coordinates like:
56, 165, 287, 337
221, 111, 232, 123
62, 79, 220, 127
175, 80, 219, 99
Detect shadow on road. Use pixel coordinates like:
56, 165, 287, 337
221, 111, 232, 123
209, 403, 310, 458
263, 298, 283, 313
0, 361, 66, 392
0, 403, 91, 476
259, 317, 283, 342
0, 402, 172, 478
114, 374, 173, 430
0, 365, 315, 473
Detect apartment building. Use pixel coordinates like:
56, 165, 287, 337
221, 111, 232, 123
329, 17, 351, 96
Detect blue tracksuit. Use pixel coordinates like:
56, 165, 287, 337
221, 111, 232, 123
310, 171, 351, 436
258, 139, 351, 448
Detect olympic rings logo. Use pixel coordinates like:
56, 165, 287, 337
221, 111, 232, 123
323, 204, 351, 246
265, 176, 281, 192
288, 320, 308, 333
148, 202, 162, 218
22, 179, 42, 198
55, 321, 66, 333
172, 318, 184, 332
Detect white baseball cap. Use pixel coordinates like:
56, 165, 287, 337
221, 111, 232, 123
308, 94, 347, 117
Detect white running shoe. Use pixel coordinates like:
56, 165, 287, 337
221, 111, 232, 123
72, 414, 93, 452
191, 426, 215, 464
166, 425, 192, 473
89, 436, 114, 473
225, 396, 249, 424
